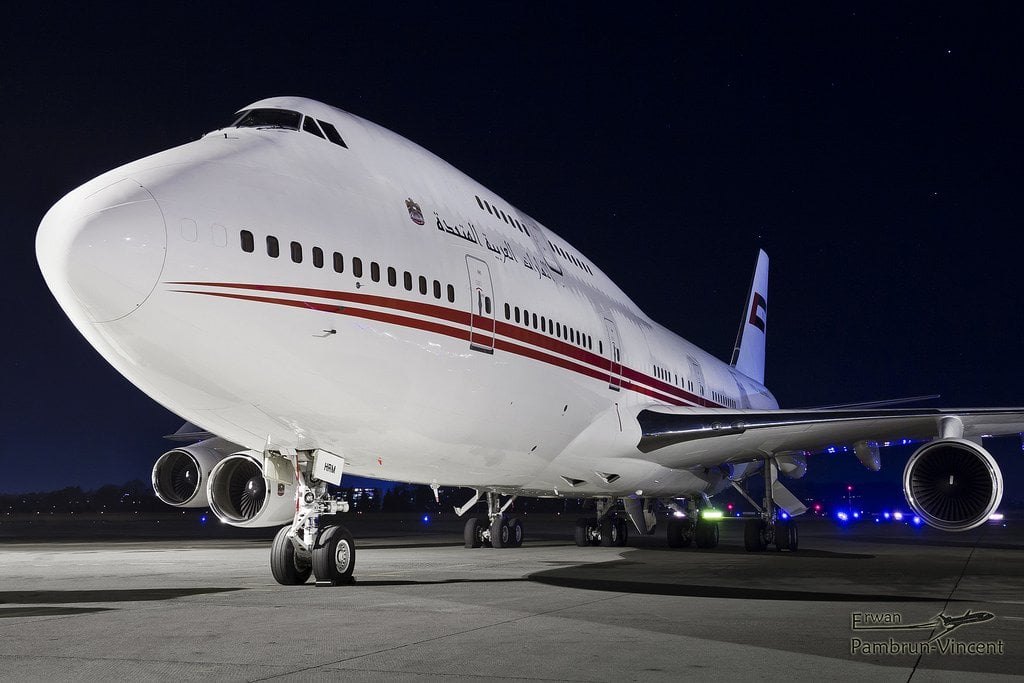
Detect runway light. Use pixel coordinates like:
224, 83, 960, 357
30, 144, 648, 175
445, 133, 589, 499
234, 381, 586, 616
702, 509, 723, 520
422, 515, 431, 524
200, 515, 208, 524
989, 513, 1004, 521
893, 511, 904, 521
883, 512, 890, 520
852, 512, 860, 519
780, 511, 789, 520
912, 516, 922, 526
837, 512, 848, 522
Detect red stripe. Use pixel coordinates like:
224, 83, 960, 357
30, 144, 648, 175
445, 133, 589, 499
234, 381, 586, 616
169, 282, 712, 408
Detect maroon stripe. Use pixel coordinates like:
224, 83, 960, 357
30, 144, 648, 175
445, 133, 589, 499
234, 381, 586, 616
169, 281, 710, 407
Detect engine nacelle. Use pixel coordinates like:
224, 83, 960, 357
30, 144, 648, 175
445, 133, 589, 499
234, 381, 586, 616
207, 453, 296, 528
903, 438, 1003, 532
152, 437, 240, 507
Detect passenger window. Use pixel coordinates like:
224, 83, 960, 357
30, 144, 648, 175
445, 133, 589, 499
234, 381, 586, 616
523, 309, 530, 326
302, 117, 326, 139
555, 322, 561, 337
541, 317, 546, 333
447, 284, 456, 303
403, 271, 413, 291
371, 262, 381, 282
532, 313, 538, 329
290, 241, 302, 263
433, 280, 442, 299
419, 276, 428, 295
333, 252, 344, 273
240, 230, 254, 253
387, 266, 397, 287
504, 303, 511, 320
267, 235, 279, 258
514, 307, 520, 324
317, 120, 348, 148
312, 247, 324, 268
353, 257, 363, 278
485, 297, 491, 314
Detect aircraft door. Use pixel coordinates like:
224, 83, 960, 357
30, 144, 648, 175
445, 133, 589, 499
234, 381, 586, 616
466, 255, 496, 353
604, 318, 622, 391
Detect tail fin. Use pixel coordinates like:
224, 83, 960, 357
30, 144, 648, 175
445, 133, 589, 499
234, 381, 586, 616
730, 249, 769, 384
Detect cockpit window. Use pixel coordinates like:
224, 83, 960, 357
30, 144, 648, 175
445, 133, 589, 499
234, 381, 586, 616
302, 116, 326, 139
317, 119, 348, 148
234, 108, 302, 130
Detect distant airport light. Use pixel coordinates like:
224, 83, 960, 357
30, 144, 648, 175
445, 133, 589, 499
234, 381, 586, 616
912, 516, 923, 526
702, 509, 723, 520
893, 511, 904, 521
989, 513, 1004, 521
883, 512, 891, 519
852, 512, 860, 519
780, 511, 789, 520
199, 515, 208, 524
837, 512, 848, 521
673, 510, 686, 518
422, 515, 431, 524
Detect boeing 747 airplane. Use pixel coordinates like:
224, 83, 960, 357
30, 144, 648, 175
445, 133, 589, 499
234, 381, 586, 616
37, 97, 1013, 585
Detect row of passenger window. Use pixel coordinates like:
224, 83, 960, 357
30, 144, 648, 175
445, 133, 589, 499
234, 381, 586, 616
503, 302, 599, 354
475, 195, 531, 237
239, 230, 456, 303
654, 363, 698, 395
548, 240, 593, 276
711, 390, 738, 409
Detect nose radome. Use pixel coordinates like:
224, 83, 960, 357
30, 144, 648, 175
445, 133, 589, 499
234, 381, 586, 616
37, 178, 167, 323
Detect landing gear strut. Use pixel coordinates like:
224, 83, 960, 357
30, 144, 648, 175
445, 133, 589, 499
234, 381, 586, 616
460, 491, 523, 549
740, 458, 799, 552
270, 450, 353, 586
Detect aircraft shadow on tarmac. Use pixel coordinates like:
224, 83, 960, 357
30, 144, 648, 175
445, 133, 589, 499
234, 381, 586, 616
0, 587, 242, 605
525, 562, 956, 602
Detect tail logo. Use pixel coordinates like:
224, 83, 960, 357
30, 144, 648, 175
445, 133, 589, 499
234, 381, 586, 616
748, 292, 767, 332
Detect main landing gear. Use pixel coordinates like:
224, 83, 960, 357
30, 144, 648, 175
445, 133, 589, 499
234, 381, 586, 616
461, 491, 525, 549
574, 498, 630, 547
665, 497, 719, 549
270, 451, 354, 586
738, 458, 800, 552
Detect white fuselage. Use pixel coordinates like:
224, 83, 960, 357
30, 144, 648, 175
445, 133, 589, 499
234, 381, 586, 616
37, 97, 777, 500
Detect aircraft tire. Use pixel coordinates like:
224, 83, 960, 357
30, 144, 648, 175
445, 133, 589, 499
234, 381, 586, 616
574, 517, 594, 547
666, 519, 693, 548
600, 517, 618, 547
490, 516, 510, 548
312, 524, 355, 585
270, 525, 312, 585
464, 517, 484, 548
506, 516, 524, 547
695, 520, 719, 549
744, 519, 767, 552
614, 518, 629, 547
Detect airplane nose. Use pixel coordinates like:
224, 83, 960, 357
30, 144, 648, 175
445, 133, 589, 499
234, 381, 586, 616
37, 178, 167, 323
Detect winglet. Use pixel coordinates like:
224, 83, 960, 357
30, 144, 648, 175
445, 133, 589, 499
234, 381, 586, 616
731, 249, 769, 384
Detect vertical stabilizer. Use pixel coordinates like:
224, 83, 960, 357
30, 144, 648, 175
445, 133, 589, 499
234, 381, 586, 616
730, 250, 769, 384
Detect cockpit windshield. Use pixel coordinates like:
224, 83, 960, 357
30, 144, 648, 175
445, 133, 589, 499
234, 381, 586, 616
232, 108, 302, 130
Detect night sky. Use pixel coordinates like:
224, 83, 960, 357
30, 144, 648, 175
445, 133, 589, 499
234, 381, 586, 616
4, 4, 1023, 497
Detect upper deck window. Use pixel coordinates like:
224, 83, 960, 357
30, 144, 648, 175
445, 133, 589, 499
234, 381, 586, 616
234, 109, 302, 130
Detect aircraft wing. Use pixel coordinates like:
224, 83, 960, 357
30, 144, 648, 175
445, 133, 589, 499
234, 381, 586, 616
635, 406, 1024, 461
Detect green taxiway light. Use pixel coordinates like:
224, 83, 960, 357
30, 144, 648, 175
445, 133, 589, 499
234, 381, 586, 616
701, 509, 723, 520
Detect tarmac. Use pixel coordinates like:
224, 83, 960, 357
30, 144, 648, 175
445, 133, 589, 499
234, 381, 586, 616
0, 513, 1021, 681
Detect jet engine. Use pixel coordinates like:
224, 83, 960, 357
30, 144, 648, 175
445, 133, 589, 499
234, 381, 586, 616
152, 437, 239, 507
207, 453, 296, 527
903, 438, 1003, 532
